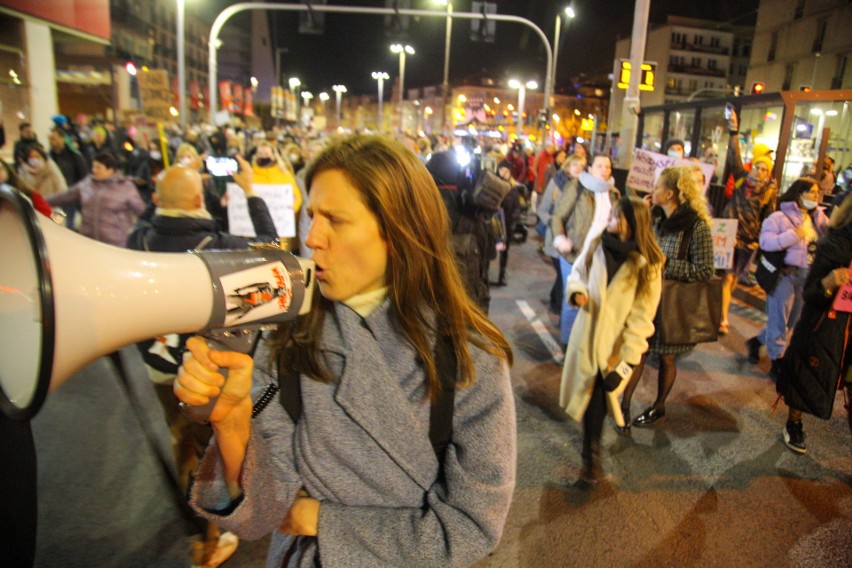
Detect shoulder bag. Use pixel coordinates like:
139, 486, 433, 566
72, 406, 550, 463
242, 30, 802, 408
656, 221, 723, 345
754, 210, 796, 295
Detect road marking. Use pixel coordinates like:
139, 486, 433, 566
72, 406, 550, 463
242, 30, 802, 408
516, 300, 564, 364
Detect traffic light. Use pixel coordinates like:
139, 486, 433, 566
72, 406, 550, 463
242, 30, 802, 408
800, 85, 812, 92
751, 82, 765, 94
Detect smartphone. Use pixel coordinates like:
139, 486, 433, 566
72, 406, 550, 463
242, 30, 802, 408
724, 103, 734, 120
205, 156, 238, 177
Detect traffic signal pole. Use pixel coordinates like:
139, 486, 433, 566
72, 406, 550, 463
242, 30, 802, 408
617, 0, 651, 170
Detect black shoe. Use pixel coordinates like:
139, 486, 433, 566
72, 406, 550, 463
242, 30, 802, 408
783, 421, 807, 454
633, 406, 666, 427
615, 405, 631, 435
746, 336, 761, 364
769, 359, 782, 381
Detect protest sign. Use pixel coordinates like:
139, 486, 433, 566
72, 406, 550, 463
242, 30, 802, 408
626, 148, 714, 195
227, 183, 296, 238
832, 261, 852, 313
711, 218, 738, 270
137, 70, 172, 122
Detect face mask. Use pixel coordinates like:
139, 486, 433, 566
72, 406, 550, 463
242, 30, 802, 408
801, 199, 818, 210
179, 157, 193, 167
150, 151, 162, 161
28, 158, 45, 169
288, 153, 300, 164
256, 157, 274, 167
667, 150, 683, 159
606, 215, 621, 234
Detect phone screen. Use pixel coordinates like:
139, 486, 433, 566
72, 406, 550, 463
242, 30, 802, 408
206, 156, 238, 177
724, 103, 734, 120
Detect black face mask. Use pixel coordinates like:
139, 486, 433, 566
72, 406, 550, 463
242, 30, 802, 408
256, 157, 273, 167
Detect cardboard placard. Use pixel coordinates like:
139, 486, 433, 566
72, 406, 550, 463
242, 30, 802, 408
626, 148, 715, 195
137, 69, 172, 122
711, 218, 738, 270
226, 183, 296, 238
831, 261, 852, 313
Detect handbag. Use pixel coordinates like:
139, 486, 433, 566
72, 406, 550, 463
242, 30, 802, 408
656, 221, 722, 345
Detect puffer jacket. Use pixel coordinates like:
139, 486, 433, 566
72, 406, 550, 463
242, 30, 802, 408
47, 173, 146, 247
776, 224, 852, 419
758, 201, 829, 269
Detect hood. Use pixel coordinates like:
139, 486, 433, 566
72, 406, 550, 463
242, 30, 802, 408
579, 171, 614, 193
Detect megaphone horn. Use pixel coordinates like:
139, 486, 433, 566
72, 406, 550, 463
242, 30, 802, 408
0, 185, 313, 421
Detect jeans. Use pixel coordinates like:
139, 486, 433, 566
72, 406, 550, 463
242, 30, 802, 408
559, 256, 579, 345
758, 268, 807, 361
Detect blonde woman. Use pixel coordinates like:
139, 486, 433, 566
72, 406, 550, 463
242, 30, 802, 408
620, 166, 715, 430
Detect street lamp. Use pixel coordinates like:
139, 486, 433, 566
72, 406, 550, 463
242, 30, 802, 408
177, 0, 187, 127
551, 5, 576, 138
289, 77, 301, 123
390, 44, 414, 134
435, 0, 453, 133
509, 79, 538, 139
332, 84, 347, 127
372, 71, 389, 132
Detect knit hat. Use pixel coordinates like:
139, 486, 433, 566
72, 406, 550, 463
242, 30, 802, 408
497, 159, 513, 173
752, 143, 773, 159
663, 138, 685, 153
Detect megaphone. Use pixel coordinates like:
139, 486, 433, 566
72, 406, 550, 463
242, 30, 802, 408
0, 185, 314, 421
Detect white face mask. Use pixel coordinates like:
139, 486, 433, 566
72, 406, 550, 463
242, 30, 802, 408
667, 150, 683, 159
288, 153, 300, 163
801, 199, 818, 210
149, 151, 162, 161
606, 214, 621, 234
179, 157, 193, 167
28, 158, 45, 169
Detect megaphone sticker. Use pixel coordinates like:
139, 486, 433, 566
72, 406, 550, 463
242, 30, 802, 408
222, 262, 294, 326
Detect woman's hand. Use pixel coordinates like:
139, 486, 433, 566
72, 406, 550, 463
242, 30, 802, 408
174, 336, 254, 426
280, 493, 320, 537
822, 266, 851, 293
571, 292, 588, 307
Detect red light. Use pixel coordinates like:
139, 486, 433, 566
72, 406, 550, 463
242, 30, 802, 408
751, 82, 765, 94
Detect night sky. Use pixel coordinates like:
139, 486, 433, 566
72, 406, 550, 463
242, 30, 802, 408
206, 0, 759, 95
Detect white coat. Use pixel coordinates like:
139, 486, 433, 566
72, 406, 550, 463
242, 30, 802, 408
559, 241, 662, 426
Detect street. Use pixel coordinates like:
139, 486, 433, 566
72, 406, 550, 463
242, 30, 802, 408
32, 232, 851, 567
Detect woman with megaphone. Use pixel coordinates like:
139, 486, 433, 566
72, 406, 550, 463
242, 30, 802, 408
175, 135, 516, 567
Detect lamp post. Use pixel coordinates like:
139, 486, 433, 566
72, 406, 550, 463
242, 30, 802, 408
508, 79, 537, 140
288, 77, 301, 123
176, 0, 187, 127
372, 71, 389, 132
435, 0, 453, 133
318, 91, 329, 124
390, 44, 414, 135
301, 90, 313, 126
551, 5, 575, 140
332, 84, 347, 128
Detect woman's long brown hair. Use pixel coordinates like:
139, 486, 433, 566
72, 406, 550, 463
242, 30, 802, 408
273, 135, 512, 400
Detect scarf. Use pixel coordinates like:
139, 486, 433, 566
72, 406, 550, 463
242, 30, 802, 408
601, 231, 637, 285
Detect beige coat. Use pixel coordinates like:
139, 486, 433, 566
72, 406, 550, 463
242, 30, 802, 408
559, 241, 662, 426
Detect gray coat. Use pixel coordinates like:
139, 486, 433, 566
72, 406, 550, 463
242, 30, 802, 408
550, 174, 620, 264
190, 300, 516, 567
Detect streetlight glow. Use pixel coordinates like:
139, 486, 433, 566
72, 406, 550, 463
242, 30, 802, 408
565, 6, 576, 18
319, 92, 329, 102
289, 77, 301, 89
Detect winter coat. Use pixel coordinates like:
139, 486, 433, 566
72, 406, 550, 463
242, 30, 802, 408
776, 224, 852, 419
758, 201, 829, 269
550, 173, 620, 264
190, 300, 516, 567
252, 164, 303, 213
126, 196, 277, 253
18, 159, 67, 197
560, 240, 662, 427
537, 170, 571, 258
49, 146, 89, 186
47, 173, 145, 247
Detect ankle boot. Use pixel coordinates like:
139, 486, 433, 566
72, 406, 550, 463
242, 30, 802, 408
579, 441, 603, 486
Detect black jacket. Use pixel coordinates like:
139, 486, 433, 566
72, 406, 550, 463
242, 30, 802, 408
49, 147, 89, 186
126, 196, 277, 252
777, 225, 852, 419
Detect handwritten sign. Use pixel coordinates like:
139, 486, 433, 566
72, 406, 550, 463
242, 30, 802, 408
227, 183, 296, 238
711, 218, 738, 270
137, 70, 172, 122
626, 148, 714, 195
832, 261, 852, 313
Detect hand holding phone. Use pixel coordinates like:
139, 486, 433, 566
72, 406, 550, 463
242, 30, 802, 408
206, 156, 239, 177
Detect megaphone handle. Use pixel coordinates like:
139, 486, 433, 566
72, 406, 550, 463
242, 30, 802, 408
179, 329, 260, 424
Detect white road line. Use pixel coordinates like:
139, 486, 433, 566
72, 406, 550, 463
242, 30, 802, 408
516, 300, 564, 364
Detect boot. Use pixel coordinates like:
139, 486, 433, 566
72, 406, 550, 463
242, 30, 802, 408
495, 270, 507, 287
579, 440, 603, 487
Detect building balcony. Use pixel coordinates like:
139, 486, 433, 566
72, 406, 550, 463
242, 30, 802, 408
670, 42, 730, 56
667, 64, 726, 78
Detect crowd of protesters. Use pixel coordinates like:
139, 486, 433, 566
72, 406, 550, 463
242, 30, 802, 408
3, 108, 851, 567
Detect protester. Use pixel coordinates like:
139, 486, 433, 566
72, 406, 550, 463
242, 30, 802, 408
494, 160, 524, 287
174, 135, 516, 566
619, 166, 715, 430
746, 178, 829, 375
774, 191, 852, 453
46, 152, 145, 247
550, 154, 620, 345
720, 109, 778, 334
560, 195, 663, 486
13, 122, 40, 165
0, 159, 52, 217
252, 142, 302, 250
538, 153, 586, 314
18, 145, 67, 198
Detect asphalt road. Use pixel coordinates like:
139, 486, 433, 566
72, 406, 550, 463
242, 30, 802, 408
32, 232, 851, 567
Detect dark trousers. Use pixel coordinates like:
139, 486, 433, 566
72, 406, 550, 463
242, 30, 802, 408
582, 374, 607, 462
549, 256, 563, 312
498, 241, 511, 278
0, 415, 37, 567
